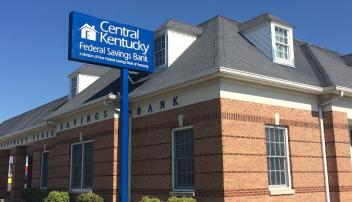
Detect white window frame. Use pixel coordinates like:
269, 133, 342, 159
271, 23, 295, 67
154, 32, 168, 69
69, 140, 94, 193
171, 126, 195, 192
40, 151, 49, 190
265, 125, 294, 194
70, 76, 79, 98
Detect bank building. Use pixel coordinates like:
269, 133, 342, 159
1, 13, 352, 202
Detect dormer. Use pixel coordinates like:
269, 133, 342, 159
154, 20, 202, 70
68, 64, 109, 98
240, 13, 295, 67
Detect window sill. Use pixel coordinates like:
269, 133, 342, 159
169, 190, 195, 197
269, 188, 295, 196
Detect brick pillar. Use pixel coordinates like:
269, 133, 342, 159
323, 111, 352, 202
10, 146, 27, 199
0, 150, 10, 199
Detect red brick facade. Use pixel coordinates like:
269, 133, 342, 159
27, 119, 118, 201
1, 98, 352, 202
0, 150, 9, 199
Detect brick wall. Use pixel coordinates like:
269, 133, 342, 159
5, 97, 352, 202
220, 98, 351, 202
130, 98, 352, 202
323, 111, 352, 202
30, 119, 118, 202
0, 150, 9, 198
131, 99, 223, 202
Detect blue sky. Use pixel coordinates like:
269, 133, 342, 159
0, 0, 351, 123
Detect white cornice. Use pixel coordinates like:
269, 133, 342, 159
45, 94, 117, 121
219, 67, 323, 94
0, 122, 48, 141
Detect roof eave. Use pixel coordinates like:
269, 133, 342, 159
0, 122, 48, 142
219, 66, 323, 94
45, 94, 119, 121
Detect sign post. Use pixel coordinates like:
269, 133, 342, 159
119, 68, 129, 202
68, 11, 154, 202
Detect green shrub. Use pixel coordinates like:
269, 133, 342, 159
167, 196, 197, 202
77, 192, 104, 202
139, 196, 161, 202
21, 188, 46, 202
44, 191, 69, 202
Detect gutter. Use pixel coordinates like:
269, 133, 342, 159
318, 90, 344, 202
219, 67, 323, 94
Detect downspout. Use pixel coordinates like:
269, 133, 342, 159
318, 91, 344, 202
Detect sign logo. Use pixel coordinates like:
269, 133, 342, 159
69, 11, 154, 73
80, 23, 98, 41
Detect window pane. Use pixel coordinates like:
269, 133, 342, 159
83, 142, 94, 188
265, 127, 289, 187
41, 152, 49, 188
71, 77, 78, 97
174, 128, 194, 190
154, 34, 167, 67
71, 144, 82, 189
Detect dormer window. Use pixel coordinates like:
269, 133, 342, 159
71, 76, 78, 97
154, 33, 167, 69
271, 24, 294, 67
275, 26, 289, 60
240, 13, 295, 67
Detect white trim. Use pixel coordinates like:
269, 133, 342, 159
69, 140, 94, 193
155, 31, 168, 70
265, 125, 293, 191
171, 126, 195, 192
219, 67, 323, 94
0, 123, 48, 141
40, 151, 49, 190
46, 94, 115, 120
271, 23, 295, 67
269, 187, 295, 195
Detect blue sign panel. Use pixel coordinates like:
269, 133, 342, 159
69, 11, 154, 73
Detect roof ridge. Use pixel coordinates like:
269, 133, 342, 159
294, 38, 342, 56
215, 16, 225, 69
301, 44, 333, 87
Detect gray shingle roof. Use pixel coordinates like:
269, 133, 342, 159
68, 64, 110, 77
239, 13, 293, 32
155, 19, 203, 36
47, 69, 148, 119
1, 13, 351, 137
307, 45, 352, 88
131, 15, 349, 98
0, 96, 67, 137
343, 54, 352, 66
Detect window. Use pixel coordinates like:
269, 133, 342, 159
154, 33, 167, 68
40, 151, 49, 189
172, 127, 194, 190
275, 26, 289, 61
70, 141, 94, 191
71, 76, 78, 97
265, 126, 291, 188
